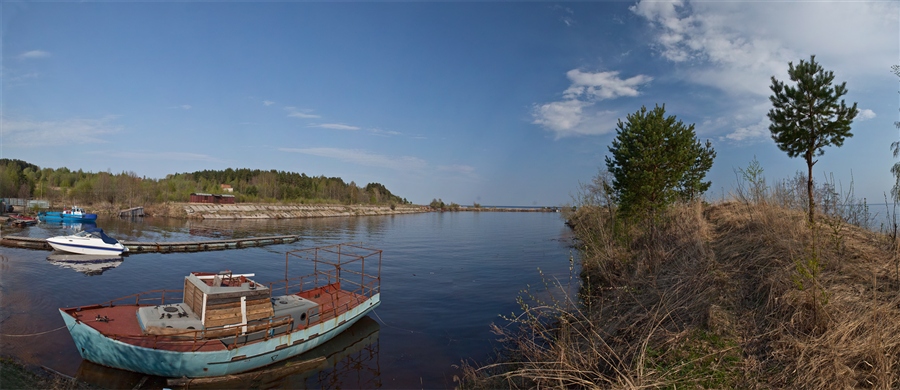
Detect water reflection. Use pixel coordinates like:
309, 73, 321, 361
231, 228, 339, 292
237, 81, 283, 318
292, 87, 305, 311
73, 316, 381, 389
46, 253, 124, 275
39, 220, 97, 232
2, 212, 574, 388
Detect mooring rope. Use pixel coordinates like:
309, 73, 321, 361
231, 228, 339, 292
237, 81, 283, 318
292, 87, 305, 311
372, 310, 420, 334
0, 325, 67, 337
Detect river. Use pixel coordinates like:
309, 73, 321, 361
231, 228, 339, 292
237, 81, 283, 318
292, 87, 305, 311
0, 211, 577, 389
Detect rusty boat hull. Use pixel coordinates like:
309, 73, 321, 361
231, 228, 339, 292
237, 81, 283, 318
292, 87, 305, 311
59, 244, 382, 378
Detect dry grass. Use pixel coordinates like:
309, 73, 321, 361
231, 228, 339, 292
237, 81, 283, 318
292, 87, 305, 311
459, 199, 900, 389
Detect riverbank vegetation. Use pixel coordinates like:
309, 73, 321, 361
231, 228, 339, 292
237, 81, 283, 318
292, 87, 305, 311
0, 159, 409, 209
457, 59, 890, 389
459, 165, 899, 388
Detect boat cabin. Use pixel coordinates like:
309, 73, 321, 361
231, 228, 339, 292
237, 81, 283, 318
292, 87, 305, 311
136, 271, 320, 339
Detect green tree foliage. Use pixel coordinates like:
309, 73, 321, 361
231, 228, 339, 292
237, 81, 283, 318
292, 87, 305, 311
890, 65, 900, 203
605, 104, 716, 221
678, 139, 716, 202
768, 55, 859, 224
0, 159, 409, 206
429, 198, 445, 209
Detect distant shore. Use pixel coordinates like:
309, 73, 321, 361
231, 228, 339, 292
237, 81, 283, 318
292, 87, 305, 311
3, 201, 563, 221
180, 203, 428, 219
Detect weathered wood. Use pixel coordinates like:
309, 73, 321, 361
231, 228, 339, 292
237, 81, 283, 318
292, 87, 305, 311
119, 207, 144, 217
204, 289, 269, 302
204, 305, 274, 328
183, 280, 207, 315
202, 317, 292, 339
204, 302, 272, 319
204, 296, 270, 311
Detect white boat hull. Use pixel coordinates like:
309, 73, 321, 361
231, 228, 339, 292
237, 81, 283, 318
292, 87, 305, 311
46, 237, 127, 255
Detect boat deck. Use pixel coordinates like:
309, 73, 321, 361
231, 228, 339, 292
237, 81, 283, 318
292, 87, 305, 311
63, 286, 369, 353
68, 305, 227, 352
298, 285, 368, 321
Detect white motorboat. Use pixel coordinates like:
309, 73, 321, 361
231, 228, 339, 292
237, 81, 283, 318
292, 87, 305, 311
46, 228, 129, 255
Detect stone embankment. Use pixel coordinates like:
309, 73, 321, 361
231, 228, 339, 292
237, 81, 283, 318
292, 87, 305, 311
183, 204, 428, 220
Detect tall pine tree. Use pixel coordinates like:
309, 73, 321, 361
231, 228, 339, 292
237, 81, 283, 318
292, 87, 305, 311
768, 55, 858, 224
890, 65, 900, 203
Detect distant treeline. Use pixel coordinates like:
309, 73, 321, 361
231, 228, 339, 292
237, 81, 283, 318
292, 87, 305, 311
0, 159, 409, 206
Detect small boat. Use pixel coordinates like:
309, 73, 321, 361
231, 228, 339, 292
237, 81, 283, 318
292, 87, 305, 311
38, 206, 98, 222
60, 243, 382, 378
7, 214, 37, 227
46, 228, 129, 255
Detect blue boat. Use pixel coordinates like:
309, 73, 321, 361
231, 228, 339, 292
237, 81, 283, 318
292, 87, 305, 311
60, 244, 382, 378
38, 206, 98, 222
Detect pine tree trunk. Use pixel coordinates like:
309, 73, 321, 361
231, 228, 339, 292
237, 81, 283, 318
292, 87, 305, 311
807, 158, 815, 225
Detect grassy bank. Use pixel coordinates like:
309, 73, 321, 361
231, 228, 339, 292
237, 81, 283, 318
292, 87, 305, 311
0, 357, 95, 390
459, 200, 899, 388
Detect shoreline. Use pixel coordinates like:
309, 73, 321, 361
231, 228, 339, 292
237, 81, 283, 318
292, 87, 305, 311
180, 203, 428, 220
3, 202, 563, 222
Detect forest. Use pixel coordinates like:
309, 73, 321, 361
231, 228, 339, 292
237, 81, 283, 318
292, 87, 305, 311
0, 159, 409, 207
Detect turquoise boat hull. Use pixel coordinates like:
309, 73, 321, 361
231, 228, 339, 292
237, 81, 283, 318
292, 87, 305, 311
39, 211, 97, 222
60, 294, 379, 378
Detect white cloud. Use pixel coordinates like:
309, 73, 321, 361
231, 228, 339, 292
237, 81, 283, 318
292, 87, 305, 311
550, 4, 576, 27
284, 107, 320, 119
564, 70, 653, 100
18, 50, 50, 59
858, 109, 876, 121
279, 147, 426, 172
631, 0, 897, 144
532, 69, 651, 138
371, 128, 402, 137
532, 100, 588, 132
2, 115, 123, 147
723, 118, 769, 142
631, 1, 897, 97
263, 100, 275, 106
181, 105, 192, 110
309, 123, 360, 131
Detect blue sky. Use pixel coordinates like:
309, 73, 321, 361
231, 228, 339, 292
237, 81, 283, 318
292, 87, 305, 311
2, 1, 897, 206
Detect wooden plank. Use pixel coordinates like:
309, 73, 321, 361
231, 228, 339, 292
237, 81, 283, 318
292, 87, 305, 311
204, 304, 273, 320
205, 295, 270, 308
204, 307, 274, 328
205, 289, 269, 301
201, 317, 292, 339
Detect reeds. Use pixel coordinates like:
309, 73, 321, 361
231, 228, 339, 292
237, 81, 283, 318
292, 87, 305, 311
460, 184, 900, 389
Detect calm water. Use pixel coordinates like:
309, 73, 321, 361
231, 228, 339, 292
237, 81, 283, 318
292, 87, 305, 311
0, 211, 577, 389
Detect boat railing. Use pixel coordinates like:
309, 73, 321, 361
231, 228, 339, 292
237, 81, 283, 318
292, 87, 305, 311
98, 289, 185, 308
108, 315, 296, 350
267, 272, 338, 296
337, 268, 380, 298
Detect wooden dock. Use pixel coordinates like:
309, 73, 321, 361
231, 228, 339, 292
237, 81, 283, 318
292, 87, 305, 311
0, 235, 299, 253
119, 206, 144, 218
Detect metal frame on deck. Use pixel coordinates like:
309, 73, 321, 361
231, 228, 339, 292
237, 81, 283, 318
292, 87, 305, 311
281, 243, 382, 300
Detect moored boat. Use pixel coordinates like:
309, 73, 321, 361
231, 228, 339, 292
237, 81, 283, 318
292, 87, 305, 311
38, 206, 98, 222
7, 214, 37, 227
59, 243, 382, 378
46, 228, 128, 255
